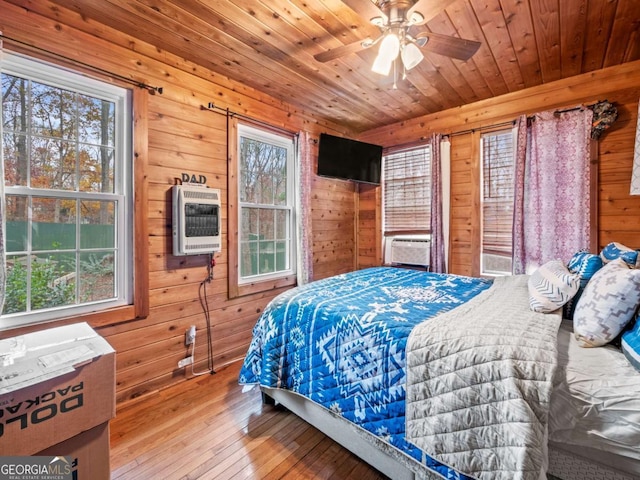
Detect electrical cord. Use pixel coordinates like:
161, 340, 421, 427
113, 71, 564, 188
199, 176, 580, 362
189, 335, 211, 377
191, 254, 216, 376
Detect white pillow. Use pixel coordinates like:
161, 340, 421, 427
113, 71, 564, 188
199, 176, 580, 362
574, 258, 640, 347
528, 260, 580, 313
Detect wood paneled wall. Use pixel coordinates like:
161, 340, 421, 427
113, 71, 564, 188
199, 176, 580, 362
356, 184, 382, 269
448, 132, 481, 276
359, 61, 640, 276
0, 0, 357, 405
311, 177, 357, 280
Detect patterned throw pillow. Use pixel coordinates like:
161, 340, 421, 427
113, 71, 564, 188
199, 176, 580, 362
622, 314, 640, 371
574, 258, 640, 347
528, 260, 580, 313
600, 242, 640, 267
563, 251, 603, 320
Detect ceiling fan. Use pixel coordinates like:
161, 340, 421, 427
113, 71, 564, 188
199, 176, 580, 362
314, 0, 481, 78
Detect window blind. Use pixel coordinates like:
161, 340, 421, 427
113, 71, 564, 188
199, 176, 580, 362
383, 145, 431, 233
481, 131, 515, 256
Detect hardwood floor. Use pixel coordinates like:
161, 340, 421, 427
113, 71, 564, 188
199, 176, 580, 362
110, 361, 388, 479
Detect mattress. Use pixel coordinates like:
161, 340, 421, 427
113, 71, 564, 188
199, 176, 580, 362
549, 319, 640, 476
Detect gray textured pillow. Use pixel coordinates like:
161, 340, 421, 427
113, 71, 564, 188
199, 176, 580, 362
528, 260, 580, 313
574, 258, 640, 347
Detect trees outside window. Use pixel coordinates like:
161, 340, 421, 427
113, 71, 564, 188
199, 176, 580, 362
1, 53, 131, 328
237, 124, 295, 282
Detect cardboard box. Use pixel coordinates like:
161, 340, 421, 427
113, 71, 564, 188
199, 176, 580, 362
0, 322, 115, 456
37, 422, 111, 480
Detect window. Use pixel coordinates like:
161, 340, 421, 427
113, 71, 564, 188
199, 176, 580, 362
1, 53, 132, 329
383, 145, 431, 234
236, 124, 295, 284
481, 129, 515, 275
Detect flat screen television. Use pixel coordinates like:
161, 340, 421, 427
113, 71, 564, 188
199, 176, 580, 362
317, 133, 383, 185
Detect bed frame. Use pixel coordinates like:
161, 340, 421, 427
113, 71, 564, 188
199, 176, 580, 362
262, 387, 638, 480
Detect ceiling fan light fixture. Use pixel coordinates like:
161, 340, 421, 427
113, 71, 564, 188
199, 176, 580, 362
371, 54, 394, 76
401, 42, 424, 70
371, 32, 400, 75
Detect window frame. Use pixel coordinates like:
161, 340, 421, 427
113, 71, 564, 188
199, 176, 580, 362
0, 52, 147, 331
227, 118, 297, 298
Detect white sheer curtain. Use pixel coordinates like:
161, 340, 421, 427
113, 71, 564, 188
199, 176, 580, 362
441, 137, 451, 272
295, 131, 313, 284
512, 108, 593, 274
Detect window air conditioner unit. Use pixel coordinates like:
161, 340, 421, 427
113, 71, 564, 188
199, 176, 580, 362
390, 237, 431, 267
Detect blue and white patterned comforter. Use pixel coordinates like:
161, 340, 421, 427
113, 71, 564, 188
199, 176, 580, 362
239, 267, 492, 478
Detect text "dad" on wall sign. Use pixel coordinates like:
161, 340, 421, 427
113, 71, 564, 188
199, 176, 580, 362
182, 173, 207, 185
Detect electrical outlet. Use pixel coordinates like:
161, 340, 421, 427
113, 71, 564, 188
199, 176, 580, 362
185, 325, 196, 346
178, 356, 193, 368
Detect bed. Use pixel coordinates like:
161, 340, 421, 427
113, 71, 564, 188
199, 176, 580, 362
239, 267, 640, 480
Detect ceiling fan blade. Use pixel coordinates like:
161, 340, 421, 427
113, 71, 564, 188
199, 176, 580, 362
408, 0, 457, 25
314, 38, 375, 63
416, 31, 481, 61
342, 0, 387, 23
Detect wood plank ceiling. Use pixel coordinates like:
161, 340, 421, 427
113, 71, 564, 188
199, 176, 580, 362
38, 0, 640, 132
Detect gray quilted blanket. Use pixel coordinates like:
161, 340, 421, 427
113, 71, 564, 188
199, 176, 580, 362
405, 275, 562, 480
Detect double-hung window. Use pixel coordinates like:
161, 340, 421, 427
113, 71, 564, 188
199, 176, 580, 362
480, 129, 516, 275
383, 145, 431, 234
1, 53, 132, 329
236, 124, 295, 284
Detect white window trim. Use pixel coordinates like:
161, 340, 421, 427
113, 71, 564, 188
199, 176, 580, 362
1, 52, 133, 329
237, 123, 296, 285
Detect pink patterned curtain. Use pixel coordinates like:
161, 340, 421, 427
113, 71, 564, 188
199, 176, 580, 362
512, 108, 593, 274
296, 131, 314, 284
429, 133, 446, 273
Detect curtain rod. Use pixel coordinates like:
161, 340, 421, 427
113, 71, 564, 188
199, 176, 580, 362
0, 34, 163, 95
449, 120, 515, 137
201, 102, 297, 137
449, 101, 604, 137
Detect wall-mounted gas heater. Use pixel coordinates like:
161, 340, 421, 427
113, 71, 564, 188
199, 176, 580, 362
172, 184, 221, 256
